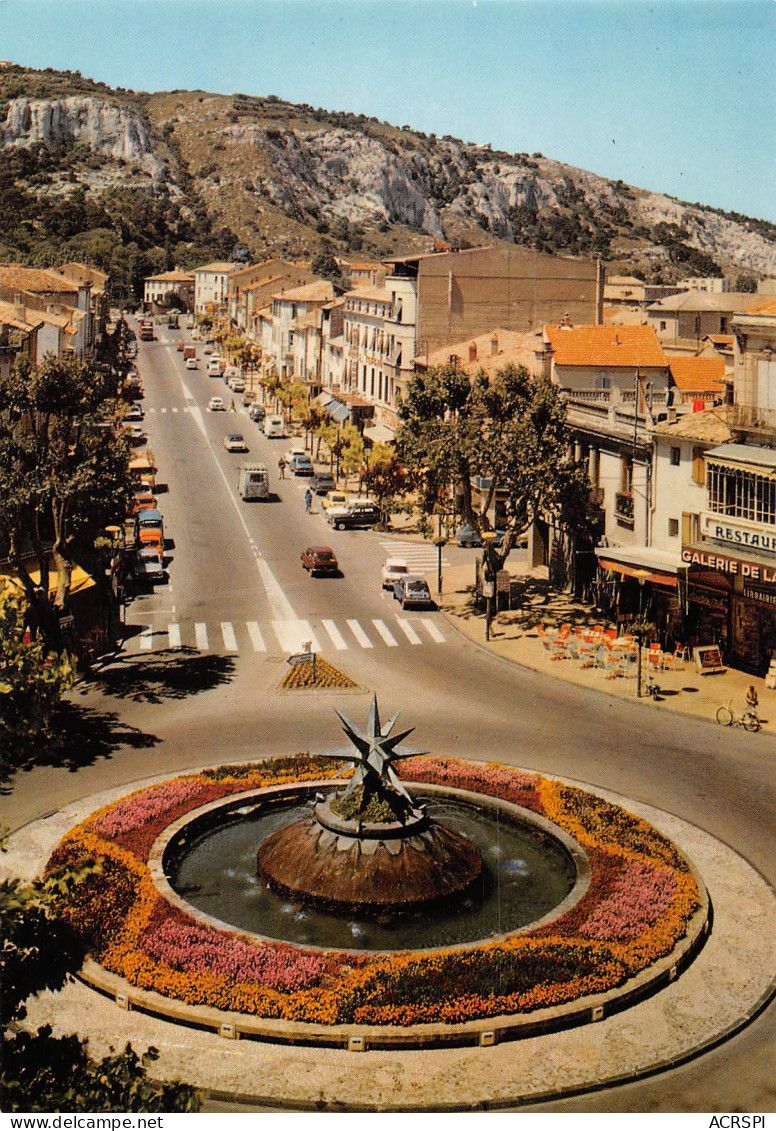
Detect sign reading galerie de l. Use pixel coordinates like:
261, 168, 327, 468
682, 546, 776, 585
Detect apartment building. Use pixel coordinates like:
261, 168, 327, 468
0, 300, 41, 379
227, 260, 317, 332
647, 291, 764, 346
342, 285, 394, 422
144, 270, 195, 311
0, 265, 92, 356
193, 261, 239, 315
260, 280, 342, 384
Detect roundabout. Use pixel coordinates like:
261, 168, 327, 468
5, 699, 775, 1107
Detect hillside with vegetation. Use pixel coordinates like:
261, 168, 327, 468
1, 64, 775, 299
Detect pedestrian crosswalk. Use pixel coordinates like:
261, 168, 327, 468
379, 539, 452, 570
126, 614, 449, 656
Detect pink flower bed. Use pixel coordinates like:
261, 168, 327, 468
579, 858, 678, 941
93, 780, 215, 839
140, 912, 325, 991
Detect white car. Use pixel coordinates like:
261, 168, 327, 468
381, 558, 409, 589
185, 357, 198, 370
208, 396, 225, 411
124, 404, 144, 421
223, 433, 248, 452
228, 377, 245, 392
207, 358, 224, 375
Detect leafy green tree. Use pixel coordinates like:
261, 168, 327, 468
311, 244, 341, 284
339, 423, 365, 479
0, 590, 76, 770
362, 443, 408, 528
397, 363, 589, 574
0, 355, 133, 645
0, 871, 200, 1112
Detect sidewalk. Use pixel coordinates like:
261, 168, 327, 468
432, 559, 772, 734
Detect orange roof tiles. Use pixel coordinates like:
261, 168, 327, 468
749, 297, 776, 317
0, 265, 78, 294
545, 324, 667, 368
668, 356, 726, 392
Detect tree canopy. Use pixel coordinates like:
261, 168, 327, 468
397, 363, 590, 571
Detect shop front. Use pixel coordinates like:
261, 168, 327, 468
681, 543, 776, 674
595, 546, 683, 647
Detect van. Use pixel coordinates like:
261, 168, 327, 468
238, 463, 270, 500
263, 413, 286, 438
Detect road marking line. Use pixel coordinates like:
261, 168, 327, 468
347, 619, 373, 649
322, 619, 348, 650
395, 618, 422, 645
168, 623, 181, 648
139, 628, 154, 650
221, 622, 238, 651
148, 407, 157, 414
272, 619, 320, 654
246, 621, 266, 651
371, 619, 398, 646
160, 407, 168, 414
172, 406, 179, 414
421, 618, 445, 643
194, 622, 209, 650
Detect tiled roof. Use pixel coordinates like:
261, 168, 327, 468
275, 280, 337, 303
668, 356, 726, 392
653, 408, 734, 444
346, 285, 392, 303
416, 328, 544, 376
748, 297, 776, 317
0, 299, 41, 333
647, 291, 764, 314
243, 274, 289, 293
545, 324, 667, 368
0, 265, 78, 294
193, 261, 239, 275
146, 270, 195, 283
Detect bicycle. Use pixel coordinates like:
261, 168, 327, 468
715, 701, 761, 732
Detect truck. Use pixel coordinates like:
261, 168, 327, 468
182, 346, 196, 363
238, 463, 270, 500
263, 413, 286, 439
138, 318, 154, 341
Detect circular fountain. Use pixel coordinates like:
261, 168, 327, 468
256, 698, 484, 915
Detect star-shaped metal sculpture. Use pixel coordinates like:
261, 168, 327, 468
318, 695, 426, 803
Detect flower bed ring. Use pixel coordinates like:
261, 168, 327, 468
48, 756, 711, 1048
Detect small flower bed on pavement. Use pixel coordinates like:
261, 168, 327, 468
48, 757, 702, 1027
279, 657, 358, 690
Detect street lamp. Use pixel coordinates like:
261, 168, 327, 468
482, 531, 498, 642
433, 536, 447, 596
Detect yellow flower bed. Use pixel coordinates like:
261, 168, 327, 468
279, 657, 358, 690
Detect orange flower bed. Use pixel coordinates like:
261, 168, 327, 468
48, 757, 703, 1027
279, 657, 358, 690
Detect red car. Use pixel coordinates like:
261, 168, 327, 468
300, 546, 339, 576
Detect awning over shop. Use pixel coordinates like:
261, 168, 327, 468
596, 545, 682, 589
313, 392, 335, 408
363, 423, 396, 444
327, 399, 351, 424
1, 565, 96, 599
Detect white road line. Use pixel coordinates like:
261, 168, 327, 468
246, 621, 266, 651
148, 407, 157, 414
371, 619, 398, 646
168, 622, 182, 649
395, 618, 422, 645
347, 619, 373, 649
139, 627, 154, 650
272, 619, 320, 654
421, 618, 446, 643
194, 622, 209, 651
160, 407, 168, 414
221, 621, 238, 652
321, 619, 348, 650
172, 406, 179, 414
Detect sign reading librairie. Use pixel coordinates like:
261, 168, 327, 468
693, 644, 726, 675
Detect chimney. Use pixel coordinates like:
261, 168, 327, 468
490, 334, 498, 356
468, 342, 477, 363
13, 301, 26, 322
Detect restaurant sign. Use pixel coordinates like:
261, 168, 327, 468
682, 545, 776, 585
701, 513, 776, 553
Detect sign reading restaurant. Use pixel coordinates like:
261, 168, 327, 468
682, 546, 776, 584
701, 513, 776, 553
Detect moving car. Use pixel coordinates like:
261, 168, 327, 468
393, 575, 433, 609
227, 376, 245, 392
133, 546, 165, 584
311, 471, 336, 495
321, 490, 349, 520
224, 433, 248, 452
300, 546, 339, 576
185, 357, 198, 370
249, 404, 266, 423
455, 523, 506, 549
203, 346, 213, 355
238, 463, 269, 500
381, 558, 409, 589
208, 396, 225, 411
176, 341, 184, 352
207, 358, 224, 375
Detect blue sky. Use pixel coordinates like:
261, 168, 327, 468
2, 0, 774, 221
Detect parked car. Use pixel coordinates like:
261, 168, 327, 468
289, 452, 314, 476
203, 346, 213, 355
455, 523, 506, 548
208, 396, 225, 411
249, 404, 266, 423
330, 498, 380, 529
224, 433, 248, 452
176, 341, 184, 352
300, 546, 340, 576
136, 527, 164, 558
381, 558, 409, 589
322, 491, 350, 522
185, 357, 198, 370
131, 491, 157, 516
133, 546, 165, 584
124, 403, 144, 421
311, 471, 336, 495
393, 575, 433, 609
125, 425, 147, 445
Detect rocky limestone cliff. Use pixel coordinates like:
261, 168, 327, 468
0, 96, 165, 179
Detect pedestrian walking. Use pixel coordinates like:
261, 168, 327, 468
278, 457, 286, 479
304, 488, 312, 513
229, 398, 236, 412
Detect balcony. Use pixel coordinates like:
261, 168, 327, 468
615, 491, 635, 528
